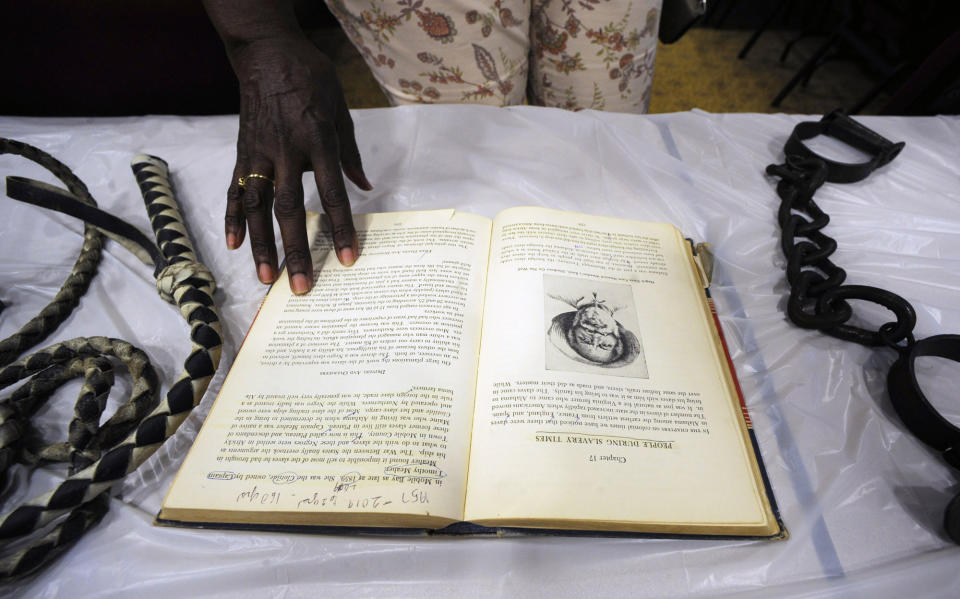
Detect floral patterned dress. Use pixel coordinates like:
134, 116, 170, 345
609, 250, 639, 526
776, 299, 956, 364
324, 0, 662, 113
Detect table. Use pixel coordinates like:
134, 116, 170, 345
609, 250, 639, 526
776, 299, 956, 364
2, 107, 959, 597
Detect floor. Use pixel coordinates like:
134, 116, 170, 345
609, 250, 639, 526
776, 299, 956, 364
649, 29, 889, 114
324, 27, 889, 115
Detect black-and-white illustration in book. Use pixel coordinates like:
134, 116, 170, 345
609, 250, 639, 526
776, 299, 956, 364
543, 274, 648, 379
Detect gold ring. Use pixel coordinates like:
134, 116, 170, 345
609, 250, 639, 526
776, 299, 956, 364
238, 173, 274, 187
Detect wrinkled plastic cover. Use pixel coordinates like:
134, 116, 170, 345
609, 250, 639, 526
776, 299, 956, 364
2, 107, 959, 597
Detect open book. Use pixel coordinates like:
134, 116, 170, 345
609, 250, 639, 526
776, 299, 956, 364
159, 207, 784, 539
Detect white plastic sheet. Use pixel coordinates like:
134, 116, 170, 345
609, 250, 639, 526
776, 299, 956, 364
2, 106, 959, 597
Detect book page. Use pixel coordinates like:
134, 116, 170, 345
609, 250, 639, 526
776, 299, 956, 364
161, 210, 491, 527
464, 207, 774, 533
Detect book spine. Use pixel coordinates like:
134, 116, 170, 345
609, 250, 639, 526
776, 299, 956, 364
706, 295, 786, 539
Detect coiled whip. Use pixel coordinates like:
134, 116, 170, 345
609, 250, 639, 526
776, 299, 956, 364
0, 138, 222, 578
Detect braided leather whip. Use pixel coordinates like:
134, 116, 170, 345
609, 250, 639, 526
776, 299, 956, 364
0, 139, 104, 366
0, 142, 222, 578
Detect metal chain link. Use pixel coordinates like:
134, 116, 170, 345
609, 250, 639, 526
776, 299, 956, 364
768, 112, 960, 543
766, 153, 916, 348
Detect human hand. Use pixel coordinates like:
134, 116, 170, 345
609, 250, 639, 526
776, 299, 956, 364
224, 35, 372, 294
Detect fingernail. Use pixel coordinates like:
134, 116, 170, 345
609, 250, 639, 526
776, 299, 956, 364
226, 232, 238, 250
290, 273, 311, 295
338, 246, 356, 267
258, 263, 275, 284
348, 167, 374, 191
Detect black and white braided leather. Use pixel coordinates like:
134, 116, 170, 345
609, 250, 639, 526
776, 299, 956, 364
0, 144, 222, 579
0, 139, 104, 367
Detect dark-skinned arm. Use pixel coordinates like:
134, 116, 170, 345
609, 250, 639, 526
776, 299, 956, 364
203, 0, 372, 294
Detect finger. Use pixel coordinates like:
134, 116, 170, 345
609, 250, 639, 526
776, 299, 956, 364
274, 160, 313, 295
226, 161, 247, 250
226, 111, 254, 250
336, 105, 373, 191
241, 159, 279, 284
312, 141, 357, 267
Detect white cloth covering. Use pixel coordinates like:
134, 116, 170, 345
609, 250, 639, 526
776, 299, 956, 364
1, 106, 959, 597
